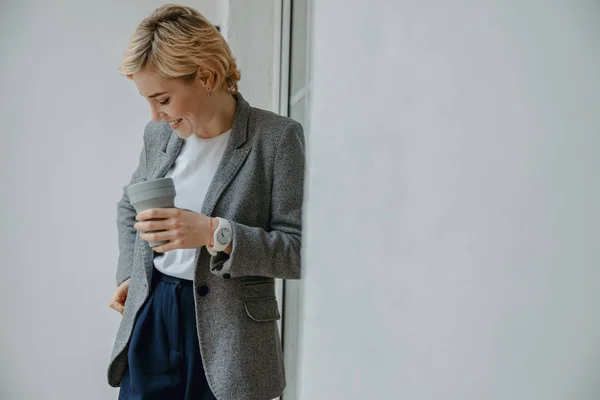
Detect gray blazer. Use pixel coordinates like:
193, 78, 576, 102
107, 93, 304, 400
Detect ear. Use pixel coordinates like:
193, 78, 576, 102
196, 67, 215, 90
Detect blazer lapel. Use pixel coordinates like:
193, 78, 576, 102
201, 92, 251, 217
201, 147, 250, 217
151, 130, 184, 179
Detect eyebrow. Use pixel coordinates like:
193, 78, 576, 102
145, 91, 168, 99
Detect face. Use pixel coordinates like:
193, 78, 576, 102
132, 68, 212, 139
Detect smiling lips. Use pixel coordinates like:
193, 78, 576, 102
168, 118, 182, 128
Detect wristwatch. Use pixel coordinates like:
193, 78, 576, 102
207, 217, 233, 256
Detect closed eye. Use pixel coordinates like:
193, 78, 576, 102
159, 98, 170, 106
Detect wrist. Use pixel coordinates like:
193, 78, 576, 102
206, 216, 217, 247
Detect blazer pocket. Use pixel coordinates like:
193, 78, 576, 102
244, 298, 281, 322
242, 280, 276, 300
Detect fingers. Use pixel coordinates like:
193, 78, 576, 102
134, 219, 162, 231
140, 229, 177, 244
109, 298, 125, 315
116, 279, 130, 299
136, 208, 181, 222
110, 280, 130, 315
151, 239, 181, 253
134, 217, 180, 233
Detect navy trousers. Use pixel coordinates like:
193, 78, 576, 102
118, 269, 217, 400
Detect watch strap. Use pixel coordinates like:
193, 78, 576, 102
207, 217, 232, 254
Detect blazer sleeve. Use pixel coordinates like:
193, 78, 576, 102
209, 121, 305, 280
115, 130, 148, 286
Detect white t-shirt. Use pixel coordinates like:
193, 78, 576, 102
153, 129, 232, 280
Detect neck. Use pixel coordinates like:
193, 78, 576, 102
195, 92, 237, 139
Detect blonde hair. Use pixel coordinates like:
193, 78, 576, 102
119, 4, 241, 93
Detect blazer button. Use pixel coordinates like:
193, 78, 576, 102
198, 285, 209, 297
223, 273, 231, 280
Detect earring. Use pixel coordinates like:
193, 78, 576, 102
207, 88, 211, 97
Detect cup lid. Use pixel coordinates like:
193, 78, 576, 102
125, 178, 175, 197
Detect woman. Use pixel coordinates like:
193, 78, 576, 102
107, 4, 304, 400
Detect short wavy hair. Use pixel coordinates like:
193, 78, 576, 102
119, 4, 241, 93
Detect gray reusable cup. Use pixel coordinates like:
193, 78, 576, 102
125, 178, 177, 247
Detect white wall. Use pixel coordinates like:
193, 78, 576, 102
0, 1, 220, 399
299, 1, 600, 399
224, 0, 280, 112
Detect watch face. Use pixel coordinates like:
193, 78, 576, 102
217, 228, 232, 245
